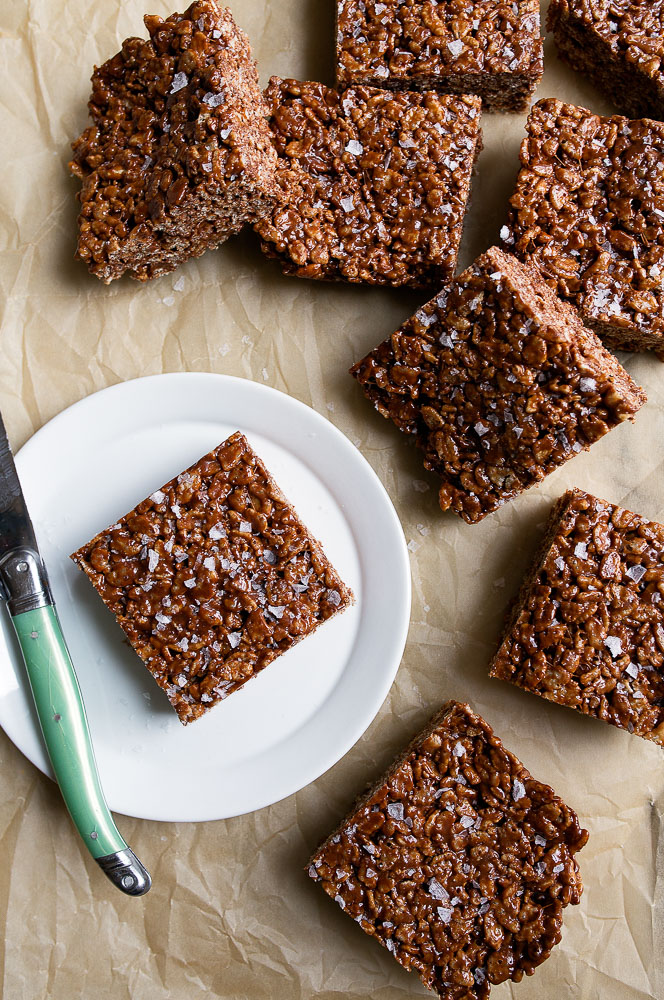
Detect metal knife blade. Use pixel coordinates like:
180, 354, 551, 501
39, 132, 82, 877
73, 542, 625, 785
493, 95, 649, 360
0, 412, 40, 559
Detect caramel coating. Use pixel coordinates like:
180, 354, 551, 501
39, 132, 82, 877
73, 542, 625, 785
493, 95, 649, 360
504, 98, 664, 357
548, 0, 664, 120
70, 1, 280, 282
71, 433, 353, 724
351, 246, 646, 523
309, 701, 588, 1000
490, 489, 664, 746
255, 78, 482, 288
336, 0, 543, 112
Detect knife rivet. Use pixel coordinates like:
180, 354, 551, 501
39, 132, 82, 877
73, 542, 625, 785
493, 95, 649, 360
53, 713, 61, 722
121, 875, 135, 890
90, 831, 98, 840
30, 631, 39, 639
16, 562, 28, 573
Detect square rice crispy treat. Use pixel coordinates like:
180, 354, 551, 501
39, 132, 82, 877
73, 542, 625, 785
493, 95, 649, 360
308, 700, 588, 1000
350, 246, 646, 524
490, 488, 664, 748
254, 78, 482, 288
504, 98, 664, 358
335, 0, 543, 112
70, 2, 280, 283
548, 0, 664, 121
71, 432, 353, 724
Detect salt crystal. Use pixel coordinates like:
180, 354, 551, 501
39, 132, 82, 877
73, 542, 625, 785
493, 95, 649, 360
268, 605, 286, 619
452, 741, 465, 757
437, 906, 453, 923
387, 802, 404, 821
228, 632, 241, 649
173, 276, 185, 292
624, 662, 639, 679
345, 139, 363, 155
147, 549, 159, 572
209, 523, 226, 540
460, 816, 474, 829
447, 39, 464, 57
474, 422, 489, 437
184, 578, 196, 589
170, 72, 188, 93
203, 556, 215, 571
150, 490, 166, 503
413, 480, 429, 493
178, 637, 189, 652
574, 542, 587, 558
171, 503, 181, 518
239, 520, 252, 533
553, 864, 564, 874
340, 195, 355, 212
555, 557, 565, 571
625, 564, 646, 583
263, 549, 277, 565
534, 833, 546, 847
428, 878, 449, 901
334, 894, 346, 909
155, 613, 171, 625
579, 377, 597, 393
604, 635, 622, 658
203, 91, 224, 107
327, 589, 342, 606
512, 778, 526, 801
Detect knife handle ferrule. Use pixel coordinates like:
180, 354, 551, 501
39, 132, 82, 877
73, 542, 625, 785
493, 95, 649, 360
0, 547, 53, 615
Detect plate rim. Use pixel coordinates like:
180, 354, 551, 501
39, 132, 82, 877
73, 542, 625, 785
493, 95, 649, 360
1, 372, 412, 822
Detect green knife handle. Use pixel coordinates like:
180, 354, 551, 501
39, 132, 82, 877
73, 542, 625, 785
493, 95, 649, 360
11, 604, 151, 895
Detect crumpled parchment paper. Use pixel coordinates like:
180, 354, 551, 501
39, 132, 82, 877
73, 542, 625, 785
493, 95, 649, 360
0, 1, 661, 997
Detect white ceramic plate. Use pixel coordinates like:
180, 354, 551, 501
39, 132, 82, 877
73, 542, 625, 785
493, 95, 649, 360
0, 373, 410, 822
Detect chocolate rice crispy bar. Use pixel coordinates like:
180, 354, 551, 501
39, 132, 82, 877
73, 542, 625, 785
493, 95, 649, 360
254, 78, 482, 288
335, 0, 543, 112
70, 432, 353, 724
490, 488, 664, 748
350, 246, 646, 524
504, 98, 664, 358
70, 2, 280, 283
548, 0, 664, 121
308, 700, 588, 1000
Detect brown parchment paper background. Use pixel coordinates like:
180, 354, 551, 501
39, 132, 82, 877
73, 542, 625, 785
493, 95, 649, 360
0, 1, 662, 997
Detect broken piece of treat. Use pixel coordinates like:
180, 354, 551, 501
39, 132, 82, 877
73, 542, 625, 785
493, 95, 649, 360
490, 488, 664, 748
548, 0, 664, 121
504, 98, 664, 358
336, 0, 543, 112
70, 1, 280, 283
254, 78, 482, 288
70, 432, 353, 724
351, 246, 646, 524
308, 700, 588, 1000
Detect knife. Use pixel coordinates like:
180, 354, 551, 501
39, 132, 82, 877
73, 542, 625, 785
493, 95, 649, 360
0, 410, 151, 896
